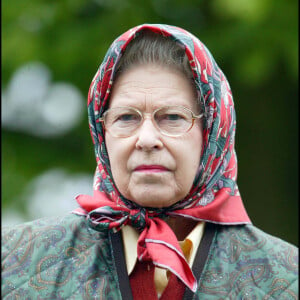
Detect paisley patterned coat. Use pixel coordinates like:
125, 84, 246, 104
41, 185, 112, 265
2, 214, 298, 299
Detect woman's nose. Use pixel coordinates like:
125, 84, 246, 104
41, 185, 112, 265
135, 117, 163, 150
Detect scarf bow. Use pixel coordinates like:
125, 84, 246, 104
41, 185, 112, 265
74, 190, 198, 292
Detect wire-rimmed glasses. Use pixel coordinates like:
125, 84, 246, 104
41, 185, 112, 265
100, 105, 203, 138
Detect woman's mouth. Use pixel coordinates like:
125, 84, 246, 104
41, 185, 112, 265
134, 165, 169, 173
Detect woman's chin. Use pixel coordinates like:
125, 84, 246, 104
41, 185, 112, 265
127, 190, 182, 208
117, 180, 188, 208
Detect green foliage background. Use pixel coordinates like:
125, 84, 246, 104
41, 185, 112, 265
2, 0, 298, 245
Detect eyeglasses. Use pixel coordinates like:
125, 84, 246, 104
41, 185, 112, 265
100, 105, 203, 138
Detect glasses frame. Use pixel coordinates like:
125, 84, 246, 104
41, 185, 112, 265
99, 105, 203, 138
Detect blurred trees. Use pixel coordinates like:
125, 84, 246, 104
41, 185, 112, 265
2, 0, 298, 245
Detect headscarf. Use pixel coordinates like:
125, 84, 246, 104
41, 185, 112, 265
74, 24, 251, 292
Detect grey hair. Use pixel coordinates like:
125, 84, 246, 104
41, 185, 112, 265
113, 30, 197, 98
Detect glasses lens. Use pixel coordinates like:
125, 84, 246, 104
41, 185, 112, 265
104, 107, 141, 137
154, 106, 193, 136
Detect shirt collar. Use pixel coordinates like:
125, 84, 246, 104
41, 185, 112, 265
121, 221, 205, 275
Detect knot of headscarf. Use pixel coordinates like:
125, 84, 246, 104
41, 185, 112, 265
74, 190, 197, 291
88, 200, 149, 231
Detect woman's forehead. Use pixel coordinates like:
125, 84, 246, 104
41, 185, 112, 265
108, 64, 198, 110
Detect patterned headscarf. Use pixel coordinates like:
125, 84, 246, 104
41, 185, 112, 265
74, 24, 251, 292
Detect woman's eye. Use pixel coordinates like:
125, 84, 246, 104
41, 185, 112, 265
158, 113, 185, 122
116, 114, 139, 122
165, 114, 183, 121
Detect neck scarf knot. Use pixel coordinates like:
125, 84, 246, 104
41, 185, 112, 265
74, 190, 198, 292
89, 204, 150, 232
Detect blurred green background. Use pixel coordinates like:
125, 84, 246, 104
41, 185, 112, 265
2, 0, 298, 246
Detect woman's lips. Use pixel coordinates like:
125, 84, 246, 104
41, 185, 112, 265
134, 165, 169, 173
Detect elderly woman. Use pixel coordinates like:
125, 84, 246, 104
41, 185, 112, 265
2, 24, 298, 299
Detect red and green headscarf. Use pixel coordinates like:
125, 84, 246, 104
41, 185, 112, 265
74, 24, 251, 292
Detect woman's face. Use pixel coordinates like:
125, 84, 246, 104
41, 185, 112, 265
105, 64, 203, 208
